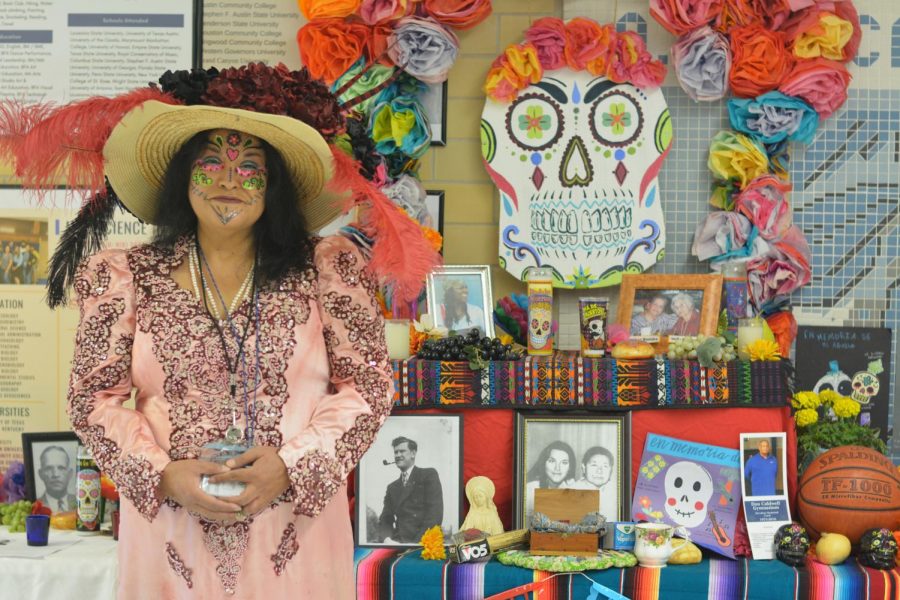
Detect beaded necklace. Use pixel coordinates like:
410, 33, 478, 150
194, 237, 259, 445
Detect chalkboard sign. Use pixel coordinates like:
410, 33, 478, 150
795, 326, 893, 443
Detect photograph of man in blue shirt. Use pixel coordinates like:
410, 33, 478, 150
744, 439, 779, 496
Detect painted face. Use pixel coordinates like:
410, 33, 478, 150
188, 129, 267, 227
584, 454, 612, 488
481, 69, 672, 288
544, 448, 570, 486
393, 442, 416, 471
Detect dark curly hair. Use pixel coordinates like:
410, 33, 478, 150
151, 130, 315, 282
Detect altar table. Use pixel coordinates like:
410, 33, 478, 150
354, 548, 900, 600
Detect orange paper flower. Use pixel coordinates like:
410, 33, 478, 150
297, 19, 372, 84
298, 0, 362, 20
420, 525, 447, 560
728, 24, 792, 98
564, 18, 610, 71
423, 0, 491, 30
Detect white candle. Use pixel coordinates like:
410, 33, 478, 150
384, 319, 411, 360
737, 317, 764, 360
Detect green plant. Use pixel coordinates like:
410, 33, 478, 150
793, 390, 887, 471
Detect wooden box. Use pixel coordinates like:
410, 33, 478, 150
529, 489, 600, 557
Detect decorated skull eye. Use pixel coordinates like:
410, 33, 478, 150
506, 93, 563, 151
589, 91, 644, 148
542, 321, 550, 332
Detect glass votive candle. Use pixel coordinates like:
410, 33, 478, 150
737, 317, 764, 360
384, 319, 411, 361
26, 514, 50, 546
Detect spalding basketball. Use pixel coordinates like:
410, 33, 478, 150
798, 446, 900, 543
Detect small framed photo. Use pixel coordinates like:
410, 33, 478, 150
514, 413, 630, 528
426, 265, 494, 337
617, 273, 723, 347
421, 81, 447, 146
21, 431, 80, 511
740, 432, 788, 498
356, 414, 462, 548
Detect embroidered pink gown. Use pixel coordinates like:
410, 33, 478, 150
67, 235, 393, 599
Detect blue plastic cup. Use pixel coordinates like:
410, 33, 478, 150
26, 514, 50, 546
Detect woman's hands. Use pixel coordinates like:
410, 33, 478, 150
159, 460, 243, 521
207, 446, 291, 517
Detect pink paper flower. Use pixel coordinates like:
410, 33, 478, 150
524, 17, 567, 70
649, 0, 723, 36
778, 58, 851, 119
734, 175, 793, 241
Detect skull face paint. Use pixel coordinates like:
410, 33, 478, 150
664, 461, 713, 529
188, 129, 267, 227
482, 70, 672, 288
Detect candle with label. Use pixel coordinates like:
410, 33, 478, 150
385, 319, 411, 360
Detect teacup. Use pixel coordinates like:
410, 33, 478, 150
633, 522, 689, 568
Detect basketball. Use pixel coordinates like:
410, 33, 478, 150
797, 446, 900, 543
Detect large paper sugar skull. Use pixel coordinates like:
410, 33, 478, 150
850, 370, 879, 405
664, 461, 713, 529
482, 69, 672, 287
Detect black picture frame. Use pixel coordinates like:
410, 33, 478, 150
355, 414, 463, 548
513, 412, 630, 529
425, 189, 445, 239
422, 81, 448, 146
21, 431, 80, 508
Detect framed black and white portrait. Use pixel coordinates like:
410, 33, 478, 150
356, 414, 462, 548
22, 431, 80, 512
514, 413, 630, 528
426, 265, 493, 337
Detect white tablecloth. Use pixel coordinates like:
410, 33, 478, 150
0, 528, 117, 600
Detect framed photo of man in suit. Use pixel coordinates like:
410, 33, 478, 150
22, 431, 80, 512
355, 414, 462, 548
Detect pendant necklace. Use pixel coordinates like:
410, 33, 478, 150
195, 237, 258, 445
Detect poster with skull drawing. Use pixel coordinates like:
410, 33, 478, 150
632, 434, 742, 558
794, 326, 892, 444
481, 68, 672, 288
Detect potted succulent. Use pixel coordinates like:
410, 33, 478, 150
793, 389, 887, 472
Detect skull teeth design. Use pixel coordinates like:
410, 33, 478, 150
530, 194, 634, 254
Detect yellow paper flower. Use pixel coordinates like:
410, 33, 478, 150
746, 339, 781, 361
833, 396, 861, 419
791, 391, 820, 410
818, 389, 841, 408
420, 525, 446, 560
504, 43, 543, 86
793, 14, 853, 61
795, 408, 819, 427
708, 131, 769, 188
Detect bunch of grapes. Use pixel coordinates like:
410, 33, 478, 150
667, 335, 737, 362
0, 500, 34, 533
416, 328, 522, 362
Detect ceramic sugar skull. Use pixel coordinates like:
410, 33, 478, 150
481, 23, 671, 288
663, 461, 713, 529
858, 528, 898, 570
774, 523, 810, 567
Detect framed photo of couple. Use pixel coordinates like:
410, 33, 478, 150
617, 273, 723, 350
513, 413, 630, 528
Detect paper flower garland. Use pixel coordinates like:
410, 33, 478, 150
653, 0, 861, 316
297, 1, 492, 316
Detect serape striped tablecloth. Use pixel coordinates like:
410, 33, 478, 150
355, 548, 900, 600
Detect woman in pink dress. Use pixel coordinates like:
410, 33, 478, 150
7, 64, 439, 599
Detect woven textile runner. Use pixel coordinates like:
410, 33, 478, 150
389, 357, 787, 409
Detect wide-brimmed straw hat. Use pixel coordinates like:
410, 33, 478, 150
104, 100, 342, 231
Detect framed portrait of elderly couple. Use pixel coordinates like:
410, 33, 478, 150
514, 413, 630, 529
355, 414, 463, 548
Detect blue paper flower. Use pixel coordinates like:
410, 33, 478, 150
369, 96, 432, 159
728, 92, 819, 145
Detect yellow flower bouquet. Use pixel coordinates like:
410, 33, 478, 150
793, 390, 887, 472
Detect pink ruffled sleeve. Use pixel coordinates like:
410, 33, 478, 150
278, 236, 394, 517
67, 249, 171, 521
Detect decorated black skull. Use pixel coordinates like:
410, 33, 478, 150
858, 528, 898, 570
774, 522, 810, 566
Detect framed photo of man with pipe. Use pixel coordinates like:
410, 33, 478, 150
355, 414, 463, 548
